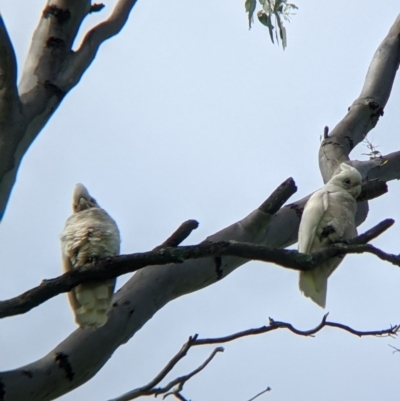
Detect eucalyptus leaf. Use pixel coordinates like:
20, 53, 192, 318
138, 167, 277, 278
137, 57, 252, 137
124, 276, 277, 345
245, 0, 257, 29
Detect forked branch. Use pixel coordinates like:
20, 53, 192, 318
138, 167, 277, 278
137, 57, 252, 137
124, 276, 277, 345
109, 314, 398, 401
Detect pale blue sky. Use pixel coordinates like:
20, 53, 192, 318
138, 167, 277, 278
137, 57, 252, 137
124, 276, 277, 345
1, 1, 400, 400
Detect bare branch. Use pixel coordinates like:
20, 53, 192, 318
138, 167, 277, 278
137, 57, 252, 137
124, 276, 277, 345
357, 180, 387, 202
155, 220, 199, 250
0, 0, 141, 220
319, 14, 400, 181
153, 347, 223, 397
389, 345, 400, 354
258, 177, 297, 214
0, 1, 94, 219
350, 218, 394, 244
108, 335, 223, 401
247, 387, 272, 401
110, 314, 399, 401
165, 393, 188, 401
0, 218, 395, 320
193, 314, 400, 346
59, 0, 140, 91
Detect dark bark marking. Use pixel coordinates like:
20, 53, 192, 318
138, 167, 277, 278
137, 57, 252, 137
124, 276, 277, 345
46, 37, 65, 49
21, 370, 33, 378
43, 6, 71, 25
345, 136, 354, 151
288, 203, 303, 218
0, 377, 5, 401
43, 81, 66, 99
368, 100, 384, 116
214, 257, 223, 280
55, 352, 75, 381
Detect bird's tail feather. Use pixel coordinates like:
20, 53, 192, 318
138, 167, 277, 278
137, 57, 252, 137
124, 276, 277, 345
74, 279, 115, 328
299, 271, 327, 308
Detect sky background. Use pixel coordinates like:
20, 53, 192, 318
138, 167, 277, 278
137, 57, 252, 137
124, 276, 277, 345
1, 1, 400, 400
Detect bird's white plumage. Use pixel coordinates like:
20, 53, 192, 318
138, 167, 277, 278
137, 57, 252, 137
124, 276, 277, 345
60, 184, 120, 328
298, 163, 362, 307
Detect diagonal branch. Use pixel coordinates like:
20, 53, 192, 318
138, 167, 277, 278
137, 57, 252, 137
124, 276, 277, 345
108, 334, 223, 401
0, 218, 395, 320
110, 314, 398, 401
0, 0, 141, 221
247, 387, 272, 401
319, 14, 400, 181
154, 220, 199, 250
58, 0, 140, 91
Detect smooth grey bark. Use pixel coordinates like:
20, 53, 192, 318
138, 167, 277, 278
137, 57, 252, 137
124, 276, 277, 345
0, 0, 139, 221
0, 5, 400, 401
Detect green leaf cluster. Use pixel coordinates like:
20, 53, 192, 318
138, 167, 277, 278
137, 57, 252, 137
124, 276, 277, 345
245, 0, 298, 50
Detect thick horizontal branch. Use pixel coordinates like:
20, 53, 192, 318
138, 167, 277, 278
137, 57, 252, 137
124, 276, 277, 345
0, 219, 395, 319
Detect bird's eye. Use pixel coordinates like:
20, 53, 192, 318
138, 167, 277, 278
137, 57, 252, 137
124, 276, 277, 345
342, 178, 351, 186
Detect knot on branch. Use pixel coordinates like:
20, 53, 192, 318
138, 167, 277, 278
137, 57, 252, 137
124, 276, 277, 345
46, 37, 65, 49
368, 100, 384, 117
43, 80, 66, 99
43, 5, 71, 25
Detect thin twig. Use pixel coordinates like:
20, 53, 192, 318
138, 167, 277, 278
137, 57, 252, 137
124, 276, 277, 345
110, 314, 397, 401
155, 347, 224, 395
108, 342, 223, 401
247, 387, 271, 401
193, 313, 399, 346
389, 344, 400, 354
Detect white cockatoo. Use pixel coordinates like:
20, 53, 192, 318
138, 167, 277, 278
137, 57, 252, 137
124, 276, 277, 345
298, 163, 362, 308
60, 184, 120, 328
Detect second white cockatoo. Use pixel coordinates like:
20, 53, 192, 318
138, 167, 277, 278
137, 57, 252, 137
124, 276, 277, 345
298, 163, 362, 308
60, 184, 120, 328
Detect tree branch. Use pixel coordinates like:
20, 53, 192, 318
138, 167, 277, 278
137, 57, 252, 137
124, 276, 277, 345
319, 14, 400, 182
0, 12, 398, 401
58, 0, 140, 91
257, 177, 297, 214
193, 314, 400, 346
154, 220, 199, 250
247, 387, 272, 401
0, 0, 140, 220
110, 313, 398, 401
0, 218, 395, 320
108, 334, 223, 401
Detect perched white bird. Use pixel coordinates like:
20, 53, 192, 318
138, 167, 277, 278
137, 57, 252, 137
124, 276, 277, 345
60, 184, 120, 328
298, 163, 362, 308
